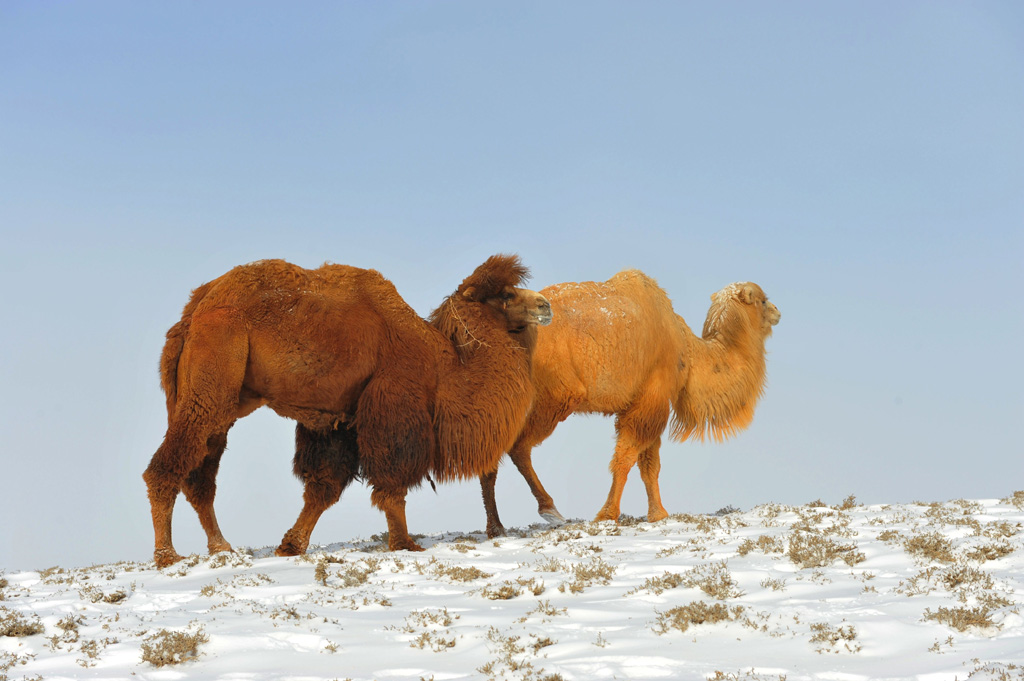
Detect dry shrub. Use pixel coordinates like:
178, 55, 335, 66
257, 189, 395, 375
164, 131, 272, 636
707, 671, 789, 681
559, 557, 616, 594
523, 600, 566, 620
809, 621, 861, 654
966, 541, 1016, 562
481, 582, 523, 600
477, 626, 563, 681
833, 495, 859, 511
965, 660, 1024, 680
629, 571, 685, 596
923, 606, 998, 632
737, 535, 785, 556
321, 556, 382, 588
684, 561, 744, 600
653, 601, 745, 635
877, 529, 902, 543
979, 521, 1020, 539
139, 628, 209, 667
434, 563, 493, 582
938, 564, 994, 592
672, 513, 726, 534
760, 577, 786, 592
788, 533, 865, 568
1002, 491, 1024, 511
904, 532, 956, 563
534, 557, 568, 573
0, 607, 44, 637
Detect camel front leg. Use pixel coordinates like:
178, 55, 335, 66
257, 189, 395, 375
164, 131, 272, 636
595, 396, 669, 523
371, 487, 424, 552
480, 468, 506, 538
180, 432, 233, 556
637, 439, 669, 522
278, 424, 358, 556
594, 433, 642, 522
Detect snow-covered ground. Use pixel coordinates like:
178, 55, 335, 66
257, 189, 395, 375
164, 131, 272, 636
3, 493, 1023, 681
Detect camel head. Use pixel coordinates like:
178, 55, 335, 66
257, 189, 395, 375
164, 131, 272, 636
458, 254, 553, 332
704, 282, 780, 339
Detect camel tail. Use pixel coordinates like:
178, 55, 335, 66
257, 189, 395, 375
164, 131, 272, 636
159, 281, 215, 416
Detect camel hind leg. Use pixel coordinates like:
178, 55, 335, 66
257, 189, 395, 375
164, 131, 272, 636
277, 424, 359, 556
481, 439, 565, 539
481, 393, 576, 538
143, 308, 249, 567
143, 424, 211, 567
637, 439, 669, 522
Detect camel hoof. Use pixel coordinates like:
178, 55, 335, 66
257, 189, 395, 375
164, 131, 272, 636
647, 509, 669, 523
208, 543, 234, 555
540, 509, 566, 526
275, 545, 305, 557
154, 548, 185, 569
486, 524, 507, 539
389, 538, 426, 552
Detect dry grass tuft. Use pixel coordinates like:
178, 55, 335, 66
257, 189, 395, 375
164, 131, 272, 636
923, 605, 998, 632
965, 541, 1016, 562
558, 557, 616, 594
904, 532, 956, 563
139, 628, 209, 667
788, 533, 865, 568
707, 671, 790, 681
0, 607, 44, 637
833, 494, 860, 511
1002, 491, 1024, 511
965, 660, 1024, 680
629, 571, 685, 596
808, 621, 861, 654
737, 535, 785, 557
652, 601, 745, 635
477, 626, 563, 681
434, 563, 493, 583
684, 561, 745, 600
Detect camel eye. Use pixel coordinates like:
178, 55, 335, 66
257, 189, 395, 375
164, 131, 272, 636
501, 291, 515, 302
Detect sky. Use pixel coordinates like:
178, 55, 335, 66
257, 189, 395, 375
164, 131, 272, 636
1, 1, 1022, 571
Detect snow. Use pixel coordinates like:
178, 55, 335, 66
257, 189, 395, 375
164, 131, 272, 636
2, 495, 1023, 681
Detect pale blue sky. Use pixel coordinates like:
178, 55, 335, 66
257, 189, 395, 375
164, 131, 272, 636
2, 2, 1021, 570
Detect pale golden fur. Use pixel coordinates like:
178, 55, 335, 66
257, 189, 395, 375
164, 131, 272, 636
480, 270, 780, 536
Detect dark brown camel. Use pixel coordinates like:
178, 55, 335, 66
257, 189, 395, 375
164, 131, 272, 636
143, 255, 551, 567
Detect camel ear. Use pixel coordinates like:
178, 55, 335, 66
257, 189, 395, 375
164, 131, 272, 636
740, 284, 757, 304
462, 286, 478, 301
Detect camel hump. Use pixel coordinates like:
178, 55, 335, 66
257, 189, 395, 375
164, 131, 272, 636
457, 254, 530, 300
609, 268, 652, 284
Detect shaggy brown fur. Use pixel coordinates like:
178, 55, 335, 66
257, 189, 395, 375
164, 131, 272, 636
143, 255, 551, 567
481, 271, 779, 537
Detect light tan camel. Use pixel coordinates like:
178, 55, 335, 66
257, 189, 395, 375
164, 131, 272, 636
480, 271, 779, 536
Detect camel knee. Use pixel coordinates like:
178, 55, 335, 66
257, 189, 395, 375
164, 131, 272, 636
370, 486, 406, 512
303, 478, 344, 510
